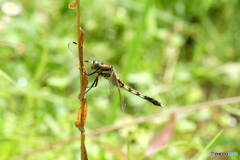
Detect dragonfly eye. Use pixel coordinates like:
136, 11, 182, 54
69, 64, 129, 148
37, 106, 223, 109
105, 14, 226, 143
91, 60, 100, 69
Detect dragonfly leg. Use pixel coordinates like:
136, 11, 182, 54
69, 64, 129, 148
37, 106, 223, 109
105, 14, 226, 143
80, 68, 88, 75
87, 70, 99, 76
84, 76, 99, 95
80, 68, 102, 76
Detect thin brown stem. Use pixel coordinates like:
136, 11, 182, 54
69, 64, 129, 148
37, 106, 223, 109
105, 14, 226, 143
75, 0, 88, 159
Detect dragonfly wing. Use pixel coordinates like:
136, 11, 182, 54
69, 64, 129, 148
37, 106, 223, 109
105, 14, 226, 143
68, 42, 97, 59
68, 42, 109, 65
109, 69, 126, 112
109, 71, 117, 94
68, 42, 79, 57
118, 85, 127, 112
68, 42, 92, 71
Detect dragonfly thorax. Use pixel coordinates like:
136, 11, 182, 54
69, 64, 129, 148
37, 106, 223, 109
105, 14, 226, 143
91, 60, 100, 70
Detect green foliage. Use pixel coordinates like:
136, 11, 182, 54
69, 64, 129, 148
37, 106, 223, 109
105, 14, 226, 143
197, 130, 223, 160
0, 0, 239, 159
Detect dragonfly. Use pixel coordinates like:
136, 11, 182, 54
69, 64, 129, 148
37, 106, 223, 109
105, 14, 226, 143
68, 42, 164, 112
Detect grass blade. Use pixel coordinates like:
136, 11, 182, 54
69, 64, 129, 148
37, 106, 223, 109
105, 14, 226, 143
196, 129, 224, 160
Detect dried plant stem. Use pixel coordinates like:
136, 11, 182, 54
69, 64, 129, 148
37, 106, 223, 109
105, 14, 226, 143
75, 0, 88, 159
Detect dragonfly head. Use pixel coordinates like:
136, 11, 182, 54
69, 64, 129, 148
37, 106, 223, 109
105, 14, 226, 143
91, 60, 100, 70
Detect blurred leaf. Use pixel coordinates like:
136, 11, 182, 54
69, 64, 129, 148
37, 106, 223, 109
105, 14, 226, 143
127, 72, 153, 85
176, 119, 197, 133
0, 69, 19, 88
185, 85, 203, 103
222, 105, 240, 117
127, 133, 131, 160
145, 114, 176, 156
46, 76, 71, 88
193, 108, 211, 121
146, 6, 157, 37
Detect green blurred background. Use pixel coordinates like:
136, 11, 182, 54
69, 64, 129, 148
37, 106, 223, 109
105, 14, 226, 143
0, 0, 240, 159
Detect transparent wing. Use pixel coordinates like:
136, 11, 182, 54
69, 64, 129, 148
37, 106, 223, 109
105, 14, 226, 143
109, 71, 117, 94
68, 42, 109, 72
68, 42, 100, 60
109, 69, 126, 112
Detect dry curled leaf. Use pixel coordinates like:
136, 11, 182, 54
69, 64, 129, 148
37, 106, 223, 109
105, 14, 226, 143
75, 97, 88, 132
79, 28, 85, 47
68, 2, 76, 9
78, 67, 88, 100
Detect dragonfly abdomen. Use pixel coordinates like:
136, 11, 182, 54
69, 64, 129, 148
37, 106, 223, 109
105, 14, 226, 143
117, 78, 164, 107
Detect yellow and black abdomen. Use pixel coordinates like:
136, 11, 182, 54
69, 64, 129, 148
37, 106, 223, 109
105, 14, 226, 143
117, 78, 164, 107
